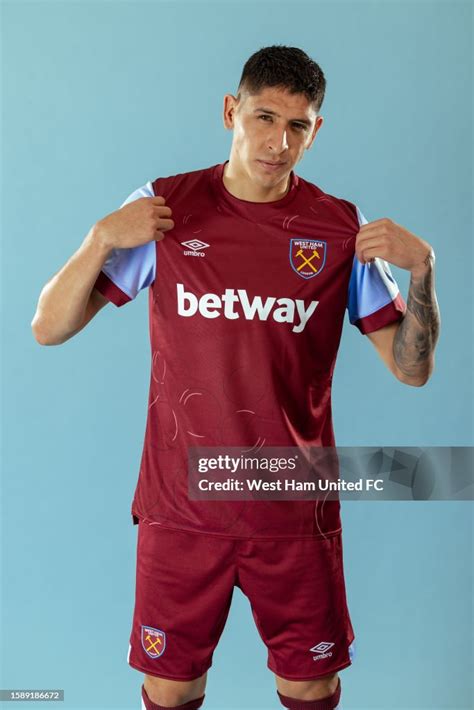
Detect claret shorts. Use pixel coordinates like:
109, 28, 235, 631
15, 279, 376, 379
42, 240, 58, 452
127, 520, 355, 681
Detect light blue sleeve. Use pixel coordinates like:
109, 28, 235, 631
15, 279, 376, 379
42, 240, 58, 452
347, 206, 407, 334
94, 182, 157, 306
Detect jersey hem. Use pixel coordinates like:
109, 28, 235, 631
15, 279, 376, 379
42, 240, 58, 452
132, 514, 342, 541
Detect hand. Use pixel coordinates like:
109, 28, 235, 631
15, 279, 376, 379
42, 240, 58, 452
355, 218, 434, 275
94, 195, 174, 251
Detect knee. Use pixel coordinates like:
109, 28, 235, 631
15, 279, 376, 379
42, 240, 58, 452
143, 672, 207, 708
276, 672, 340, 705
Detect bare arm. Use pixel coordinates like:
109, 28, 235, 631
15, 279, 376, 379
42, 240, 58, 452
31, 196, 174, 346
31, 227, 112, 345
367, 254, 440, 386
392, 254, 440, 383
356, 217, 440, 387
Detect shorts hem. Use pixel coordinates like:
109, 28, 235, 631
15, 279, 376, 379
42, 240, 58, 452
268, 657, 353, 681
128, 659, 210, 681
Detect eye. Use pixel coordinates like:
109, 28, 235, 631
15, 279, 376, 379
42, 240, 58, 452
258, 115, 272, 122
292, 124, 306, 131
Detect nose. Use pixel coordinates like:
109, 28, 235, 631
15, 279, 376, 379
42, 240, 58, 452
267, 126, 289, 153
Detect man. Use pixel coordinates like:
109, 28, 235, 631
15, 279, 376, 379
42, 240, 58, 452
32, 45, 440, 710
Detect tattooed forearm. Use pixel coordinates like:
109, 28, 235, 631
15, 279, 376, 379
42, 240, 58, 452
393, 252, 440, 384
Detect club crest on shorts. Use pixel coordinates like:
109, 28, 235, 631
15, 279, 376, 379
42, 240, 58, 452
290, 239, 327, 279
141, 626, 166, 659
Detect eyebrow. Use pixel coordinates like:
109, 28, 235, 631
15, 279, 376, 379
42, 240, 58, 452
253, 107, 313, 127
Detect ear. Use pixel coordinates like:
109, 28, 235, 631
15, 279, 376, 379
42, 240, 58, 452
223, 94, 239, 130
306, 115, 324, 150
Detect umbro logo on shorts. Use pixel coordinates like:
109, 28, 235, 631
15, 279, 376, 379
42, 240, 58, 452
310, 641, 334, 660
141, 626, 166, 659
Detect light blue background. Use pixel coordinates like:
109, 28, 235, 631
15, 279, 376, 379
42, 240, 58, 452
1, 1, 472, 709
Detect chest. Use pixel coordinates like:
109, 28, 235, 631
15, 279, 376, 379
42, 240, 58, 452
156, 208, 355, 302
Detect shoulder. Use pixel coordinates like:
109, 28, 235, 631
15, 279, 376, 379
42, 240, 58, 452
296, 173, 359, 227
151, 164, 216, 200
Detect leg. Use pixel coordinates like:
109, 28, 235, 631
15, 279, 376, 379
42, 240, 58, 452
142, 671, 207, 709
235, 535, 353, 709
129, 523, 236, 708
275, 672, 341, 709
276, 671, 339, 700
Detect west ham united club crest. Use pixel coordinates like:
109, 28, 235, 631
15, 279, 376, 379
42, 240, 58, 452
141, 626, 166, 659
290, 239, 327, 279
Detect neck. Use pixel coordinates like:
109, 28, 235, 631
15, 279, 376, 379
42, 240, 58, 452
222, 159, 291, 203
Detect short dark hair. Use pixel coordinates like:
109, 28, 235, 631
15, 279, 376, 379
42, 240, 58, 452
236, 45, 326, 114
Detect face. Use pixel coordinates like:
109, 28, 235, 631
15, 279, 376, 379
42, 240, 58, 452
222, 85, 323, 195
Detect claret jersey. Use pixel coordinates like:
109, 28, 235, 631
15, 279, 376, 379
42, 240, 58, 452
93, 161, 406, 538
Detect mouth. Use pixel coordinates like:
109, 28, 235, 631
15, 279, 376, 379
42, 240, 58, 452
257, 159, 286, 171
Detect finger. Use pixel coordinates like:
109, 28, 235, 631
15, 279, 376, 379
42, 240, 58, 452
357, 226, 386, 243
358, 247, 381, 264
157, 218, 175, 231
358, 218, 390, 232
150, 195, 166, 205
154, 231, 165, 242
154, 205, 173, 217
355, 236, 382, 262
356, 235, 381, 250
358, 224, 382, 237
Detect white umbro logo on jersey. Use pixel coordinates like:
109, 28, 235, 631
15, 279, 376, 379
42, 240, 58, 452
310, 641, 335, 660
177, 283, 319, 333
181, 239, 210, 257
